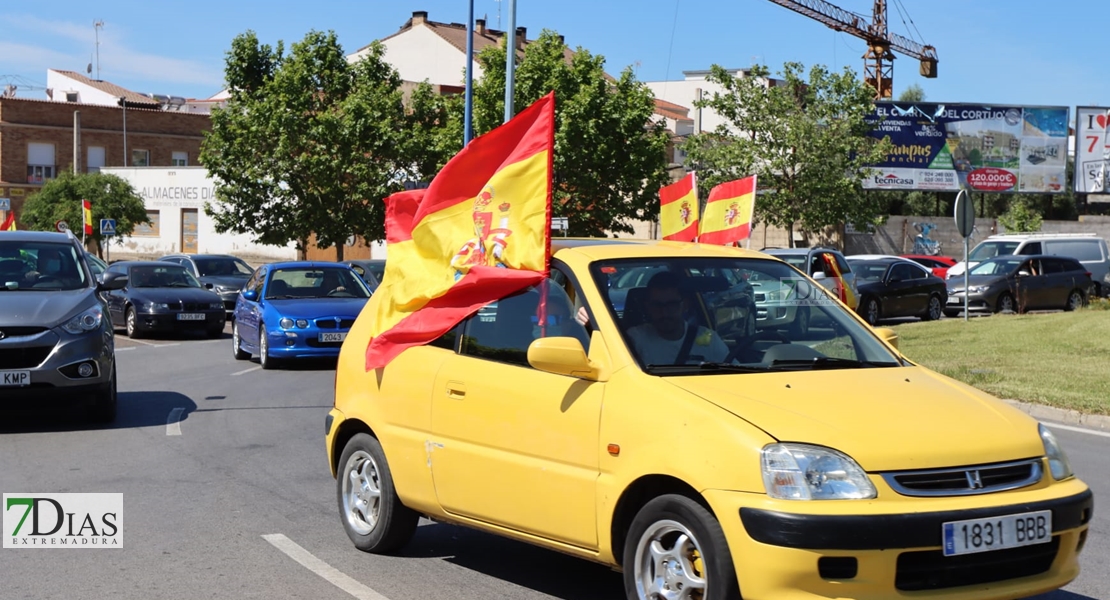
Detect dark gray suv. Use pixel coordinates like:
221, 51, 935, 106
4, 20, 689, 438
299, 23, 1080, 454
0, 231, 126, 421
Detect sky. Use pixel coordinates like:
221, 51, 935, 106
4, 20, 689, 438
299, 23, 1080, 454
1, 0, 1106, 110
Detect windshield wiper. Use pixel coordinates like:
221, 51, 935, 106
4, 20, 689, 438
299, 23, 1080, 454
769, 357, 901, 370
644, 362, 771, 374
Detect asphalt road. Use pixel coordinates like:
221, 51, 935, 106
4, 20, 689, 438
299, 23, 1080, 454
0, 325, 1105, 600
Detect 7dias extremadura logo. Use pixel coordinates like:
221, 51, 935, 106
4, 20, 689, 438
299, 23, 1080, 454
4, 494, 122, 548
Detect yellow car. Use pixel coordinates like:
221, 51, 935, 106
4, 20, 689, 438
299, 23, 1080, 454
326, 239, 1092, 600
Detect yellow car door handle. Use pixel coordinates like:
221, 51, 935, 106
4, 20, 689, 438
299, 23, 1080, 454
446, 381, 466, 399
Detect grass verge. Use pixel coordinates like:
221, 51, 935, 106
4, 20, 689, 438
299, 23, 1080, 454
891, 307, 1110, 415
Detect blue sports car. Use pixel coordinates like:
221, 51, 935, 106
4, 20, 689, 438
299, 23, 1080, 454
231, 262, 372, 369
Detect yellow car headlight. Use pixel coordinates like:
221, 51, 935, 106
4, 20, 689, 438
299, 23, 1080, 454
761, 443, 876, 500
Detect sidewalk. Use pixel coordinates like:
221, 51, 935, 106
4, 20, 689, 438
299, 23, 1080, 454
1004, 400, 1110, 432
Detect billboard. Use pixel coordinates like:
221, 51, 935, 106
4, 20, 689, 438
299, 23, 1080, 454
863, 102, 1069, 194
1074, 106, 1110, 193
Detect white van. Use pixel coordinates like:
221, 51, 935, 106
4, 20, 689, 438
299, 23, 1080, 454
947, 233, 1110, 295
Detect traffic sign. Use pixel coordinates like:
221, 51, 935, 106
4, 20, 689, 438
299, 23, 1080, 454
0, 198, 9, 211
100, 219, 117, 236
55, 220, 70, 232
551, 217, 568, 230
954, 190, 975, 238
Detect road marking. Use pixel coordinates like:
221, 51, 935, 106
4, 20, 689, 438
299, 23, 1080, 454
116, 347, 136, 352
262, 534, 392, 600
231, 366, 261, 376
166, 408, 185, 436
124, 338, 160, 346
1046, 423, 1110, 439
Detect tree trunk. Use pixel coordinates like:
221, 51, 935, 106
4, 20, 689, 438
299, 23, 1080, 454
335, 243, 344, 262
787, 223, 795, 248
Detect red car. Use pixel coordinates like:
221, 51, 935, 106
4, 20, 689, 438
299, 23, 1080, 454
901, 254, 957, 278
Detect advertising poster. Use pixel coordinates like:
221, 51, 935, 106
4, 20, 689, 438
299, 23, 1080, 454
1074, 106, 1110, 193
863, 102, 1069, 194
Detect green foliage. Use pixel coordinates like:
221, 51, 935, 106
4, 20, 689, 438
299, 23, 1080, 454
466, 30, 670, 236
201, 31, 445, 260
898, 84, 926, 102
998, 196, 1044, 232
683, 63, 891, 246
20, 171, 148, 258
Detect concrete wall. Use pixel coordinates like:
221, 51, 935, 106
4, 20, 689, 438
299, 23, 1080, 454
846, 215, 1110, 257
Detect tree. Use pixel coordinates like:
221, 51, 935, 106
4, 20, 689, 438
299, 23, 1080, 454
998, 196, 1044, 232
898, 84, 926, 102
465, 31, 670, 236
684, 63, 891, 246
201, 31, 444, 260
19, 171, 148, 258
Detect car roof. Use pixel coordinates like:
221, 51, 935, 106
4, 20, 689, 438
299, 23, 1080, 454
110, 260, 190, 268
0, 231, 78, 243
548, 238, 781, 262
264, 261, 358, 270
162, 254, 241, 260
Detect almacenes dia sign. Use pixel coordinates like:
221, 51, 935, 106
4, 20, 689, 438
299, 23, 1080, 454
4, 494, 122, 548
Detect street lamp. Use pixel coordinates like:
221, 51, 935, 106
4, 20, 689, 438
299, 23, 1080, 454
118, 96, 128, 166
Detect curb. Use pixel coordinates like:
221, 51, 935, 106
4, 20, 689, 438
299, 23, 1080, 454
1003, 400, 1110, 433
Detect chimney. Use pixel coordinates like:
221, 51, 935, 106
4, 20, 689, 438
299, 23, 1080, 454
475, 18, 486, 35
514, 26, 527, 50
557, 34, 565, 46
412, 11, 428, 25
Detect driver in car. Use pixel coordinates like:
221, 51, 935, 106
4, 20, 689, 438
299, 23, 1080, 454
626, 271, 729, 365
24, 248, 76, 285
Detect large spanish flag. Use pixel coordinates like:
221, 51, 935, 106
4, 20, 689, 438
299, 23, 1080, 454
364, 92, 554, 369
83, 199, 93, 235
699, 175, 756, 245
660, 172, 698, 242
0, 213, 15, 231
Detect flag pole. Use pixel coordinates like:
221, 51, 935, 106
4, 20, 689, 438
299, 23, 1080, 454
745, 175, 757, 249
463, 0, 475, 145
503, 0, 517, 123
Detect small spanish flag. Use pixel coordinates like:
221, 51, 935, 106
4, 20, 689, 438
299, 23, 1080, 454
699, 175, 756, 246
83, 199, 93, 235
0, 213, 15, 231
659, 172, 698, 242
364, 92, 555, 369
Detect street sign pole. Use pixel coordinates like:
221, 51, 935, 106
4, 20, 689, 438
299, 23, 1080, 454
953, 189, 975, 322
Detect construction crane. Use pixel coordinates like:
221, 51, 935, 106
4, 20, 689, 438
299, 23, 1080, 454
766, 0, 937, 99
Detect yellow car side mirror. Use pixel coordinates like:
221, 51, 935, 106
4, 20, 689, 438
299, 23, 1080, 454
873, 327, 899, 350
527, 337, 604, 381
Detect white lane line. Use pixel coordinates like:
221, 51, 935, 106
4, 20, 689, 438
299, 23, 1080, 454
166, 408, 185, 436
262, 534, 392, 600
123, 338, 160, 346
115, 347, 136, 352
1046, 423, 1110, 439
231, 366, 262, 377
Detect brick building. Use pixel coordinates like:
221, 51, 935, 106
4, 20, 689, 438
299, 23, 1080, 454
0, 95, 211, 228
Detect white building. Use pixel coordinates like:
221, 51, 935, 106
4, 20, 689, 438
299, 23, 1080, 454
99, 166, 298, 260
645, 68, 782, 135
44, 69, 224, 114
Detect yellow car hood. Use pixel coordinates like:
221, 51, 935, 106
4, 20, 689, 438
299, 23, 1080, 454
666, 366, 1044, 472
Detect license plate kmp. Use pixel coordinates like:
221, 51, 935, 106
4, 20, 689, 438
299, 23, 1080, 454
943, 510, 1052, 556
0, 370, 30, 386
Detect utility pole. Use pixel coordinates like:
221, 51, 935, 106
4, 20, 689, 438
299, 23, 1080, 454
463, 0, 475, 145
73, 110, 81, 174
503, 0, 517, 123
119, 97, 128, 165
94, 21, 104, 80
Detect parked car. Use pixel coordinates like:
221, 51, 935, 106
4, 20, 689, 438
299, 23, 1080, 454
100, 261, 226, 338
0, 230, 125, 421
761, 246, 860, 310
945, 255, 1092, 316
900, 254, 957, 278
341, 259, 383, 292
848, 256, 947, 325
231, 262, 372, 369
159, 254, 254, 316
945, 233, 1109, 297
325, 239, 1091, 600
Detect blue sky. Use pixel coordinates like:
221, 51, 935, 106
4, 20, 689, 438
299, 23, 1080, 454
1, 0, 1105, 109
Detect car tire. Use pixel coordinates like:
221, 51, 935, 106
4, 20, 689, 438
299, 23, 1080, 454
622, 494, 739, 600
337, 433, 419, 553
259, 325, 279, 370
787, 306, 809, 337
88, 364, 117, 423
923, 294, 943, 321
862, 297, 881, 325
232, 321, 251, 361
125, 306, 143, 339
1065, 289, 1085, 311
996, 293, 1015, 314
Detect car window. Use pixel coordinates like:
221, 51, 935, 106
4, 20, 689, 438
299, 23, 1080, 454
1018, 242, 1042, 255
0, 241, 87, 290
589, 257, 901, 373
970, 258, 1023, 276
1046, 240, 1103, 262
851, 262, 887, 283
1040, 258, 1066, 274
197, 257, 253, 277
130, 264, 201, 288
889, 264, 920, 281
969, 241, 1020, 261
266, 267, 370, 299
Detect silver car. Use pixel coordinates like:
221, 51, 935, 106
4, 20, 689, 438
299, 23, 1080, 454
0, 231, 126, 422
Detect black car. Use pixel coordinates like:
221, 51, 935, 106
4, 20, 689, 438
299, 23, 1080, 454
945, 255, 1092, 316
342, 259, 384, 292
100, 261, 226, 338
847, 257, 947, 325
159, 254, 254, 316
0, 230, 126, 422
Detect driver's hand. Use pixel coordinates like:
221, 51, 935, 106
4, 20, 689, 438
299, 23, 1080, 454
24, 270, 40, 281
